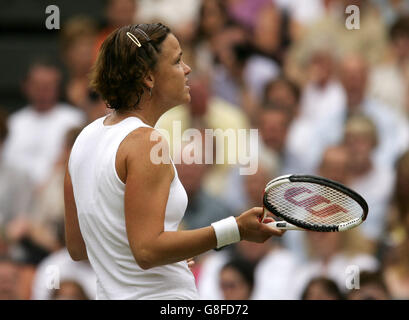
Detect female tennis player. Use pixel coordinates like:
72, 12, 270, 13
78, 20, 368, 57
64, 23, 284, 300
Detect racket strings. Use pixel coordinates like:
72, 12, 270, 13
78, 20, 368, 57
265, 182, 363, 227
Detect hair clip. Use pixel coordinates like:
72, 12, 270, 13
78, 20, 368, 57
126, 32, 141, 47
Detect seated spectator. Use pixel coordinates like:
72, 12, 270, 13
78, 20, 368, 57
80, 90, 109, 124
219, 258, 255, 300
343, 115, 395, 244
263, 77, 300, 120
368, 15, 409, 117
347, 271, 390, 300
0, 109, 34, 256
28, 127, 83, 253
210, 24, 279, 120
263, 76, 321, 174
197, 238, 298, 300
2, 60, 85, 187
382, 155, 409, 299
60, 16, 98, 110
301, 276, 345, 300
313, 53, 409, 171
191, 0, 231, 75
387, 150, 409, 243
135, 0, 201, 44
286, 0, 388, 85
291, 231, 379, 299
317, 145, 350, 184
93, 0, 138, 59
298, 49, 345, 125
257, 102, 293, 175
383, 231, 409, 299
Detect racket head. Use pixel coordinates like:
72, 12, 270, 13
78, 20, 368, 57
263, 175, 368, 232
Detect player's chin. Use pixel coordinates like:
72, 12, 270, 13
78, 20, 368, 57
181, 91, 191, 104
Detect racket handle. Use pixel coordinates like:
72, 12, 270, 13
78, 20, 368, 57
267, 221, 305, 231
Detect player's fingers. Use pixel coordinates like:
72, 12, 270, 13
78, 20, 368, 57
260, 223, 286, 237
250, 207, 264, 216
262, 217, 275, 224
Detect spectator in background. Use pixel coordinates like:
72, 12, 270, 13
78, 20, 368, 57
382, 151, 409, 299
93, 0, 137, 59
219, 258, 255, 300
369, 15, 409, 117
225, 0, 284, 61
0, 109, 34, 256
263, 76, 320, 174
383, 229, 409, 299
1, 60, 85, 187
258, 103, 293, 175
80, 90, 109, 124
318, 145, 350, 184
27, 127, 83, 254
291, 230, 379, 299
278, 0, 335, 42
347, 271, 390, 300
315, 54, 409, 171
263, 77, 300, 119
135, 0, 200, 44
60, 16, 98, 110
387, 150, 409, 243
197, 237, 298, 300
298, 49, 345, 125
210, 24, 279, 121
343, 115, 395, 245
191, 0, 231, 75
285, 0, 388, 86
301, 276, 345, 300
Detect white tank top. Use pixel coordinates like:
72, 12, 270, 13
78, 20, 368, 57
68, 115, 198, 300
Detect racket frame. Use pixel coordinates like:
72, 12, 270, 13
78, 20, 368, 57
263, 174, 368, 232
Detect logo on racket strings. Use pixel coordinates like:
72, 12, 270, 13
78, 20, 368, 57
284, 187, 348, 217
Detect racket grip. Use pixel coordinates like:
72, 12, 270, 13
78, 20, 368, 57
267, 221, 305, 231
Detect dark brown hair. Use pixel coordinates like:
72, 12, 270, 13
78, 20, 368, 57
301, 276, 344, 300
390, 15, 409, 41
90, 23, 171, 111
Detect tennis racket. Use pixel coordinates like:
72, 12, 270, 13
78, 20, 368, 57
262, 174, 368, 232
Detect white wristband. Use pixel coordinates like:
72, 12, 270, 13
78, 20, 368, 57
211, 216, 241, 249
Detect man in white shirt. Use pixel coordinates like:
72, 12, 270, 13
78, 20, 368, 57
313, 54, 409, 171
2, 60, 85, 187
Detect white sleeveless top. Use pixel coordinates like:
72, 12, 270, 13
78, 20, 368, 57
68, 115, 198, 300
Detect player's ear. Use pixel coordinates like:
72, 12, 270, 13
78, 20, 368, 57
143, 72, 155, 92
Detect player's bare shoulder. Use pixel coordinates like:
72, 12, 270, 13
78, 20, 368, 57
118, 126, 173, 183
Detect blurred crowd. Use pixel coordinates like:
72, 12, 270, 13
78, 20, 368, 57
1, 0, 409, 300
